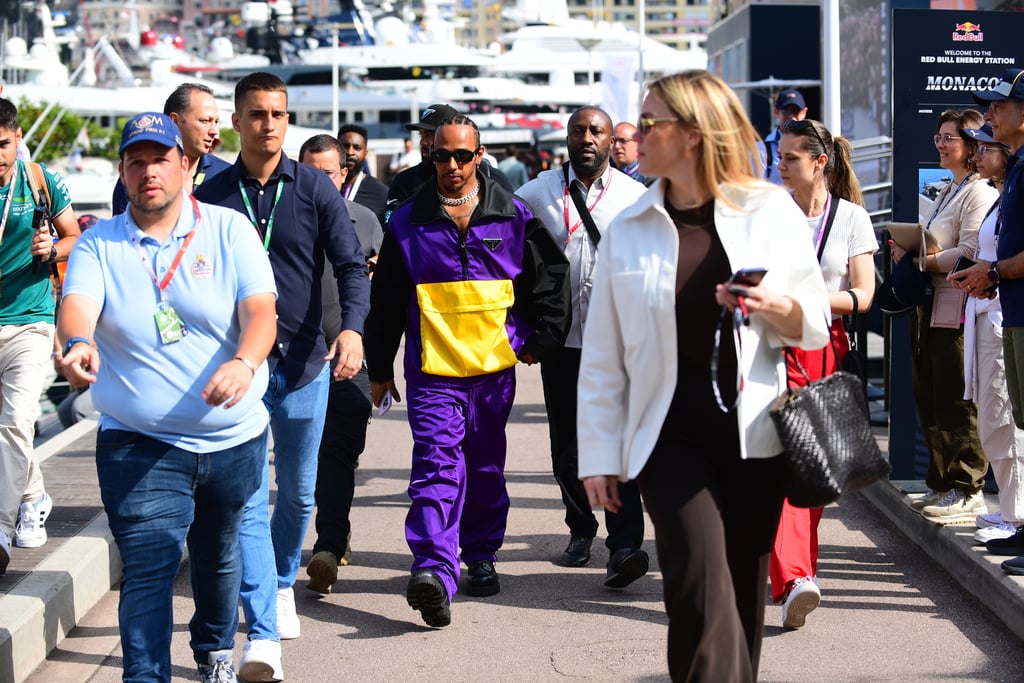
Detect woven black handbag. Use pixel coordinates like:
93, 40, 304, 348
770, 347, 890, 508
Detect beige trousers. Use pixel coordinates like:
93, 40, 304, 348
0, 322, 53, 537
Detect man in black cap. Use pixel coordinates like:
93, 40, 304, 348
386, 104, 513, 221
761, 88, 807, 185
956, 68, 1024, 573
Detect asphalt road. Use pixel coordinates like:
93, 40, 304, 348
28, 363, 1024, 683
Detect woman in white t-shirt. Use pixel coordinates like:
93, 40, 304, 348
773, 118, 878, 629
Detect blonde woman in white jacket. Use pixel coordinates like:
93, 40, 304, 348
578, 70, 830, 682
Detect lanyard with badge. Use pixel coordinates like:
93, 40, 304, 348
562, 167, 611, 246
239, 178, 284, 251
126, 195, 200, 345
0, 164, 17, 298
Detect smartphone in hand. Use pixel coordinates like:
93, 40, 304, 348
727, 267, 768, 296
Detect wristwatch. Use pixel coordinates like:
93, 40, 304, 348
988, 262, 1001, 283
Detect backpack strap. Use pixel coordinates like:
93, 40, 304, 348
26, 162, 49, 207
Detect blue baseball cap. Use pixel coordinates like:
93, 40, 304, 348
960, 123, 1009, 149
119, 112, 184, 154
775, 89, 806, 111
973, 68, 1024, 105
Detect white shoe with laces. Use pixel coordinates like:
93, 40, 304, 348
15, 492, 52, 548
0, 528, 11, 574
238, 638, 283, 682
276, 587, 300, 640
976, 512, 1004, 529
974, 521, 1021, 544
198, 649, 237, 683
921, 489, 987, 523
782, 577, 821, 629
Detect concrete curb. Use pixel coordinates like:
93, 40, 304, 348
0, 420, 121, 683
860, 478, 1024, 641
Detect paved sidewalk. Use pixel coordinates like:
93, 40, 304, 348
3, 365, 1024, 682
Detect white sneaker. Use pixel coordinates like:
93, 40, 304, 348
0, 528, 11, 574
15, 492, 52, 548
238, 639, 283, 682
921, 489, 988, 523
276, 587, 300, 640
782, 577, 821, 629
974, 521, 1021, 544
911, 490, 948, 511
976, 512, 1004, 529
199, 649, 237, 683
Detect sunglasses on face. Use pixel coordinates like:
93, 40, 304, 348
637, 117, 681, 135
785, 119, 829, 152
429, 147, 480, 164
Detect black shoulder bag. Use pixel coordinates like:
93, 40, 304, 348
563, 165, 601, 246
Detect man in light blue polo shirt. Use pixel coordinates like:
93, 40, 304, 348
58, 112, 278, 683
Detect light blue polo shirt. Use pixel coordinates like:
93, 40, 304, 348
62, 194, 277, 453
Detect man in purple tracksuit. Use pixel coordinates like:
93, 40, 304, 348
365, 115, 570, 628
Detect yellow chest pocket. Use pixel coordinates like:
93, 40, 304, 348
416, 279, 518, 377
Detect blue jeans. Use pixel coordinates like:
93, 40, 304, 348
95, 428, 266, 682
239, 362, 329, 640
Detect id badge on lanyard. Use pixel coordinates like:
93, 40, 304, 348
127, 196, 201, 345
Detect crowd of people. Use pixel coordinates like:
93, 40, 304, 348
4, 65, 1024, 683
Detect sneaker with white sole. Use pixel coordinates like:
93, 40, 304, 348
238, 638, 283, 682
276, 587, 300, 640
0, 528, 11, 574
199, 649, 237, 683
976, 512, 1004, 529
921, 489, 988, 523
911, 490, 948, 511
782, 577, 821, 629
15, 492, 52, 548
973, 522, 1021, 544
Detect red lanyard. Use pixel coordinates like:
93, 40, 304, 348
563, 169, 611, 244
126, 195, 200, 300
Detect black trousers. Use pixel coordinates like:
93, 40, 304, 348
312, 369, 372, 558
637, 438, 786, 683
540, 347, 645, 551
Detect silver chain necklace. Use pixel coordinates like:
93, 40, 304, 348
437, 182, 480, 206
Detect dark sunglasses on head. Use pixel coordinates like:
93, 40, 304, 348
784, 119, 828, 152
429, 147, 480, 164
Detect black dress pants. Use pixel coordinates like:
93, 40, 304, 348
540, 346, 645, 551
312, 369, 372, 558
637, 437, 786, 683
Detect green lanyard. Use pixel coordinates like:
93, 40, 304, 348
238, 178, 284, 251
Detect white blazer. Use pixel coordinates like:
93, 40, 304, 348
577, 179, 831, 481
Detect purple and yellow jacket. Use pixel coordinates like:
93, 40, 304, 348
365, 171, 570, 386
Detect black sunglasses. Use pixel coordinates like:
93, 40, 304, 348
429, 147, 480, 164
785, 119, 829, 153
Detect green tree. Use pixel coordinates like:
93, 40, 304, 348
14, 99, 120, 163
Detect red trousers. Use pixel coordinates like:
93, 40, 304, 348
770, 320, 848, 603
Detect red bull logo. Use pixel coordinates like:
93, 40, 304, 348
953, 21, 984, 42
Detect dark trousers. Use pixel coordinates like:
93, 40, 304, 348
540, 347, 644, 551
312, 370, 372, 558
637, 440, 786, 683
910, 303, 988, 493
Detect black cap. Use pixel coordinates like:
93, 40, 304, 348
405, 104, 461, 132
973, 68, 1024, 105
775, 89, 806, 111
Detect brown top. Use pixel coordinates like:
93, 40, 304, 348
656, 199, 741, 449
